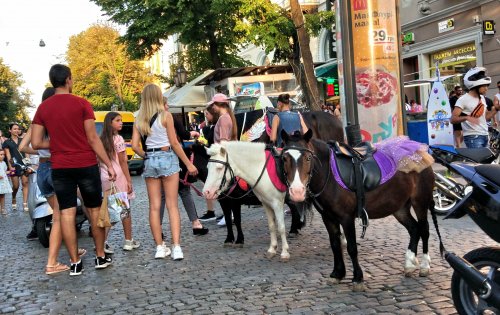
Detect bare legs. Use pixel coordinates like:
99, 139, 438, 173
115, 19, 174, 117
46, 195, 62, 266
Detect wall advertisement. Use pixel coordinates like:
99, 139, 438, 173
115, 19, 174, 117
351, 0, 401, 143
426, 81, 454, 146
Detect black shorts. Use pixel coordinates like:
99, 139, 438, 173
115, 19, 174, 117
52, 164, 102, 210
452, 123, 462, 131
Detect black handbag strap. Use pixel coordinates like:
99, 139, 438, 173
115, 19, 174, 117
140, 112, 159, 152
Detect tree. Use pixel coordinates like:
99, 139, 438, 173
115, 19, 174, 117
66, 24, 153, 111
0, 58, 33, 133
92, 0, 250, 80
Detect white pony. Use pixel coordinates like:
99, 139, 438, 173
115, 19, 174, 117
203, 141, 290, 260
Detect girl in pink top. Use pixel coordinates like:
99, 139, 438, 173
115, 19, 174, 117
211, 94, 237, 143
100, 112, 140, 252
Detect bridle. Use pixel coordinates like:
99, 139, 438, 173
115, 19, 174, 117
281, 145, 330, 199
207, 149, 272, 200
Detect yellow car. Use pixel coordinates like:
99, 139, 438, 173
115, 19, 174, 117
94, 111, 144, 174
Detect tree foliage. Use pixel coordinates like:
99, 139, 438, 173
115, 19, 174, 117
66, 24, 153, 111
0, 58, 33, 134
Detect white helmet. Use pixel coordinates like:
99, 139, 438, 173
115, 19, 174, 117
463, 67, 491, 89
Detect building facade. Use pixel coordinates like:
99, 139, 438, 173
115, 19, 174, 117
401, 0, 499, 106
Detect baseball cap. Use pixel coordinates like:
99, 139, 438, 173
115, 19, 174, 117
207, 93, 229, 105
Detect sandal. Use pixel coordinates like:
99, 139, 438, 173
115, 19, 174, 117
78, 248, 87, 257
45, 263, 70, 275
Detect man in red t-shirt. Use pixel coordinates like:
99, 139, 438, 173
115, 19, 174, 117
32, 64, 116, 276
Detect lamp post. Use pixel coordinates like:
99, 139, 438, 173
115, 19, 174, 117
39, 39, 46, 47
175, 65, 187, 87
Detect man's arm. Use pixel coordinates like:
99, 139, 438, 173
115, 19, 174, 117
31, 124, 50, 150
83, 119, 116, 181
19, 127, 39, 155
298, 113, 309, 134
451, 107, 479, 125
486, 105, 497, 121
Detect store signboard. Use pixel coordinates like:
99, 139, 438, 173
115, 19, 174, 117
430, 43, 476, 68
351, 0, 401, 142
483, 20, 496, 35
438, 18, 454, 33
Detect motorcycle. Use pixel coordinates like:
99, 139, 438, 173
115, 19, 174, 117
429, 144, 498, 214
442, 161, 500, 314
14, 158, 87, 248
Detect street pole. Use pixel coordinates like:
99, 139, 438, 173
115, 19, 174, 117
325, 0, 336, 60
336, 0, 361, 145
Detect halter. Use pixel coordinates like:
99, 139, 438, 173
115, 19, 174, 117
282, 145, 330, 204
207, 148, 272, 200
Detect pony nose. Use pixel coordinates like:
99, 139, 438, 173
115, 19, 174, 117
289, 186, 306, 201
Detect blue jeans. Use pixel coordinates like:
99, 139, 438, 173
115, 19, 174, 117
464, 135, 488, 148
37, 161, 54, 197
142, 150, 180, 178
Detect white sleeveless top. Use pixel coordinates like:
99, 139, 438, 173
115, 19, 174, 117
145, 115, 171, 148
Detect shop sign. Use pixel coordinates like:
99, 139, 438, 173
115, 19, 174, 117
402, 32, 415, 45
483, 20, 496, 35
351, 0, 401, 142
431, 43, 476, 67
438, 18, 454, 33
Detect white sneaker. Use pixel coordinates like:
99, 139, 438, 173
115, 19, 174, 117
155, 244, 171, 259
104, 242, 114, 254
217, 216, 226, 226
123, 239, 141, 251
171, 245, 184, 261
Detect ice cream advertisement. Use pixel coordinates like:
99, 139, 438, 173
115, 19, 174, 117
351, 0, 401, 143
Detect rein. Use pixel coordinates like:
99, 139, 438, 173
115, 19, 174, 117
179, 153, 203, 197
207, 148, 273, 200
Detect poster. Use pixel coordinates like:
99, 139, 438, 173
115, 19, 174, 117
234, 82, 263, 96
351, 0, 401, 143
426, 81, 454, 146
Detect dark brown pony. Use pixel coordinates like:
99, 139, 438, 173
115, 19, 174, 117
281, 130, 442, 292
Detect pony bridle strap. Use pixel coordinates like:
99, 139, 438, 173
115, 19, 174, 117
208, 154, 235, 194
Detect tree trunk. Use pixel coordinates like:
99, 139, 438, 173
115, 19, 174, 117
208, 34, 223, 69
289, 0, 321, 111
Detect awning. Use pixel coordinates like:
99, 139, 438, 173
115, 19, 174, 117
403, 74, 460, 88
167, 70, 214, 113
315, 59, 338, 78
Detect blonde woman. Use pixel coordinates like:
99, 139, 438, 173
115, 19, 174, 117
131, 84, 198, 260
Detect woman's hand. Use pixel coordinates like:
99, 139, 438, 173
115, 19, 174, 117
187, 164, 198, 176
127, 181, 133, 194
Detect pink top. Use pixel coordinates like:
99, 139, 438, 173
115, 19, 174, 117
100, 135, 135, 199
214, 113, 233, 143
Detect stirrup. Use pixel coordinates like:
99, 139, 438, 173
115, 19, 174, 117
356, 208, 369, 239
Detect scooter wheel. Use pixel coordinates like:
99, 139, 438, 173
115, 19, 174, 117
35, 216, 52, 248
451, 247, 500, 315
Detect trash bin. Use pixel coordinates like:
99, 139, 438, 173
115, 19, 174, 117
407, 120, 429, 144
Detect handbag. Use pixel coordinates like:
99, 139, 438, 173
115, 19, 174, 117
107, 182, 130, 223
97, 195, 112, 228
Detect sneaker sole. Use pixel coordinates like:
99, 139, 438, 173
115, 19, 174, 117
199, 217, 216, 222
95, 263, 111, 269
69, 268, 84, 276
172, 256, 184, 261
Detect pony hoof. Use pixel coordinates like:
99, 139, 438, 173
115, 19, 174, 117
352, 282, 365, 292
404, 267, 416, 277
266, 252, 276, 259
328, 278, 342, 285
223, 242, 234, 247
280, 254, 290, 262
288, 232, 299, 238
233, 243, 244, 248
419, 269, 430, 277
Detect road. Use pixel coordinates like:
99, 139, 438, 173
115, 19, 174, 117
0, 175, 495, 314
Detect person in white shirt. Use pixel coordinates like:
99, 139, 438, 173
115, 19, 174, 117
451, 67, 497, 148
493, 80, 500, 131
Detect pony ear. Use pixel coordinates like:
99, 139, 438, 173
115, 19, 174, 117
220, 147, 226, 156
304, 129, 313, 142
281, 129, 289, 143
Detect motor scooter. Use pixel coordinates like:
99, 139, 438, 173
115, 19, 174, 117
15, 158, 87, 248
429, 144, 497, 214
442, 161, 500, 314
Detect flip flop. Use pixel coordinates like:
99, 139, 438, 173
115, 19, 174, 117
78, 248, 87, 257
45, 263, 70, 275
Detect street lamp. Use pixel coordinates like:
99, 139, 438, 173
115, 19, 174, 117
175, 65, 187, 87
39, 39, 46, 47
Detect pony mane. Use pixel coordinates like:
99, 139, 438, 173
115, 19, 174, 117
222, 141, 266, 154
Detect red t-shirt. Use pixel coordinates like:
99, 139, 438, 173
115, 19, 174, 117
32, 94, 97, 169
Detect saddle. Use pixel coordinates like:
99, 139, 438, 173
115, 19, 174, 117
265, 145, 287, 192
330, 141, 382, 192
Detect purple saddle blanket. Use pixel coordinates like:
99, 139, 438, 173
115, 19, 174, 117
329, 149, 397, 192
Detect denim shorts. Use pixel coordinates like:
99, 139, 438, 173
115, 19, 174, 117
37, 161, 55, 197
464, 135, 488, 148
143, 150, 180, 178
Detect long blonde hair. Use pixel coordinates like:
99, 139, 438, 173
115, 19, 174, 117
135, 83, 165, 136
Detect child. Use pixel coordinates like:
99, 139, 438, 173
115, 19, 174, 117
99, 112, 140, 251
0, 149, 13, 214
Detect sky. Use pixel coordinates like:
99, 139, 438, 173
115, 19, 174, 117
0, 0, 113, 116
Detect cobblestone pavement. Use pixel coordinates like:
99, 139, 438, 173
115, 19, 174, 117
0, 174, 496, 314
